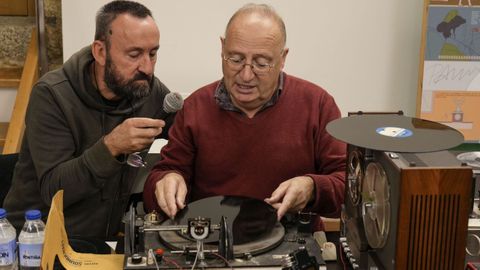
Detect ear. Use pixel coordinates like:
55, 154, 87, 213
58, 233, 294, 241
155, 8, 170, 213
220, 36, 225, 58
279, 48, 289, 69
91, 40, 107, 66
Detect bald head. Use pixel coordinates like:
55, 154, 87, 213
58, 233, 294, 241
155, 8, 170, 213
225, 4, 286, 48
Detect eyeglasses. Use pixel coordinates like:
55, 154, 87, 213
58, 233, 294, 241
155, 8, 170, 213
223, 55, 275, 75
127, 152, 147, 168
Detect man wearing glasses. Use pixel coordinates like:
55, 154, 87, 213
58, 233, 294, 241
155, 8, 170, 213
144, 3, 346, 228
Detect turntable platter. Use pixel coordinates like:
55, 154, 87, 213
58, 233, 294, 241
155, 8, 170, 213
326, 114, 464, 153
158, 196, 285, 256
457, 151, 480, 168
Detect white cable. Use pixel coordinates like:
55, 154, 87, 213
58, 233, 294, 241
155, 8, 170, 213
148, 249, 160, 270
191, 241, 201, 270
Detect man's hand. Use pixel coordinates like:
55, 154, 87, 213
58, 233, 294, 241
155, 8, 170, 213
155, 172, 187, 219
104, 117, 165, 157
264, 176, 315, 220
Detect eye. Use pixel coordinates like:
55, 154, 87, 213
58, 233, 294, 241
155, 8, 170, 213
228, 57, 243, 64
149, 50, 158, 58
254, 57, 270, 67
255, 62, 270, 68
128, 52, 141, 58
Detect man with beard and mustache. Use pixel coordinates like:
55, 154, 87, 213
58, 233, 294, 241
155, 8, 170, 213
3, 1, 173, 240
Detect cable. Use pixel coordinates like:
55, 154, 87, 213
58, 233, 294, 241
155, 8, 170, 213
163, 256, 183, 270
339, 244, 347, 270
190, 241, 201, 270
209, 252, 232, 269
148, 249, 160, 270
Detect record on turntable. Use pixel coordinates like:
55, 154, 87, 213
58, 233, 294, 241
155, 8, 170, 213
457, 151, 480, 168
159, 196, 284, 256
326, 114, 464, 153
124, 196, 326, 269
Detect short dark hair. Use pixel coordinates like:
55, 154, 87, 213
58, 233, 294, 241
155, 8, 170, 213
95, 0, 153, 44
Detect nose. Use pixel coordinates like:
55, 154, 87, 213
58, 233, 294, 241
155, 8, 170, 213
239, 63, 255, 81
138, 54, 155, 75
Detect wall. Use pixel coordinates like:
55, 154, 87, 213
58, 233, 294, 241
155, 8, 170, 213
62, 0, 424, 117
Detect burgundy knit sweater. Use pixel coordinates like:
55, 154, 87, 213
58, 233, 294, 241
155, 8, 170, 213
144, 74, 346, 219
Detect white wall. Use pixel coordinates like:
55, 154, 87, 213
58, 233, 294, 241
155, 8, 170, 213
62, 0, 424, 117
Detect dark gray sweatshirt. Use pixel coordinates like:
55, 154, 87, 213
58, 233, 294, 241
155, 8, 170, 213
3, 46, 172, 238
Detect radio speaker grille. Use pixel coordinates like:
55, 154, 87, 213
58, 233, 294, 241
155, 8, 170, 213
396, 169, 471, 270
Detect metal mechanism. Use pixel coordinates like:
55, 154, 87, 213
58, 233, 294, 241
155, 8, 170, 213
124, 196, 326, 269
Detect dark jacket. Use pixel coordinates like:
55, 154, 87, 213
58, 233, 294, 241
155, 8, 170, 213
3, 46, 172, 238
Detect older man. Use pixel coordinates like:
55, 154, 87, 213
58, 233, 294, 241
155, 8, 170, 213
144, 3, 346, 227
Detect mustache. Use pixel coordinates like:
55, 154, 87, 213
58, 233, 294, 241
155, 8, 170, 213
133, 72, 152, 82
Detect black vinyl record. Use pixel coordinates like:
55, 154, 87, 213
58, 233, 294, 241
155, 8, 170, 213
159, 196, 284, 256
326, 114, 464, 153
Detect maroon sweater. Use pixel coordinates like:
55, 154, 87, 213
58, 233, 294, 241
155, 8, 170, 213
144, 74, 346, 219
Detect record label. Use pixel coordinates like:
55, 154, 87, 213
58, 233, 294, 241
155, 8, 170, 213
376, 127, 413, 138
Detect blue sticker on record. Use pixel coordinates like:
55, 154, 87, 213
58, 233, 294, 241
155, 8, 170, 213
376, 127, 413, 138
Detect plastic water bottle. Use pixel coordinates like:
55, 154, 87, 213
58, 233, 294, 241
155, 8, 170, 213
0, 208, 17, 270
18, 210, 45, 270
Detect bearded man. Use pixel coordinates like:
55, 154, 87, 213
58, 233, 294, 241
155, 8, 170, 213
3, 0, 173, 239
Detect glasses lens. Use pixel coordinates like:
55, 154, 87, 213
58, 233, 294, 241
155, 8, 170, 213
252, 63, 270, 74
225, 58, 271, 75
127, 152, 147, 167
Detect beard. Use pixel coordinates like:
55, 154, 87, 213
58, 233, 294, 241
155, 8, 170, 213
103, 54, 153, 100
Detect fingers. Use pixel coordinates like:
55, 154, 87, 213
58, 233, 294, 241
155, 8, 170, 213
155, 181, 170, 216
176, 181, 187, 210
276, 192, 295, 221
164, 179, 179, 218
126, 118, 165, 139
265, 182, 287, 205
265, 182, 288, 221
106, 118, 166, 155
155, 173, 186, 219
265, 177, 315, 220
127, 117, 166, 129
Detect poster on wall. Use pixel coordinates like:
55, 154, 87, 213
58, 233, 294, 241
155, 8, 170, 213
419, 4, 480, 142
430, 0, 480, 5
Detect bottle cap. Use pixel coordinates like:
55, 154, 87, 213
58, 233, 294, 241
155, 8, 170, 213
0, 208, 6, 219
25, 210, 42, 220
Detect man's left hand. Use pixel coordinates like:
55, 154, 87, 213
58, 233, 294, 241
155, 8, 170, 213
264, 176, 315, 221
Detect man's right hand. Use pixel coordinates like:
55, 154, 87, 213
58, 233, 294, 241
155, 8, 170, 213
155, 172, 187, 219
104, 117, 165, 157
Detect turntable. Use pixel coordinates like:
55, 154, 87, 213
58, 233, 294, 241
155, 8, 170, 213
457, 151, 480, 174
327, 114, 473, 270
124, 196, 326, 269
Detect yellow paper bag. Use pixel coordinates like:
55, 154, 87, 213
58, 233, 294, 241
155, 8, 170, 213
41, 190, 124, 269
